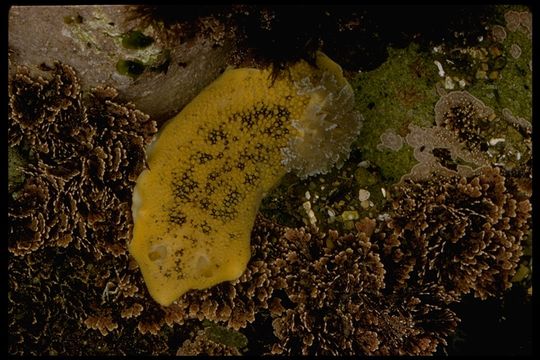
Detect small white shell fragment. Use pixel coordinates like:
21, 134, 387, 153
434, 60, 445, 77
489, 138, 506, 146
358, 189, 370, 202
381, 187, 387, 198
327, 209, 335, 217
305, 190, 311, 200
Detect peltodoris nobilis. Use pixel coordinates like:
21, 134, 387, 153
130, 52, 362, 306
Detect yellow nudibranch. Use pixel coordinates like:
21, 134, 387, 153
130, 52, 362, 306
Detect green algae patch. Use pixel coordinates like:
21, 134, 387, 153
467, 21, 531, 121
8, 146, 26, 193
116, 59, 146, 78
367, 145, 416, 183
351, 44, 439, 183
470, 17, 531, 121
202, 320, 248, 349
350, 6, 531, 183
121, 30, 155, 49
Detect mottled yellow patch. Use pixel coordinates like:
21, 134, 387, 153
130, 52, 361, 306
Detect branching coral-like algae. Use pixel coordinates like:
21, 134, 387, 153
130, 52, 362, 305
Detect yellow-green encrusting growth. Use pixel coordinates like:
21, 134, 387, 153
130, 52, 362, 306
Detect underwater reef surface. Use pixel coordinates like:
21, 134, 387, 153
8, 5, 532, 355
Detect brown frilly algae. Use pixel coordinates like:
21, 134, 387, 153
378, 166, 531, 301
8, 63, 163, 355
8, 62, 157, 257
268, 220, 459, 356
153, 216, 461, 355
